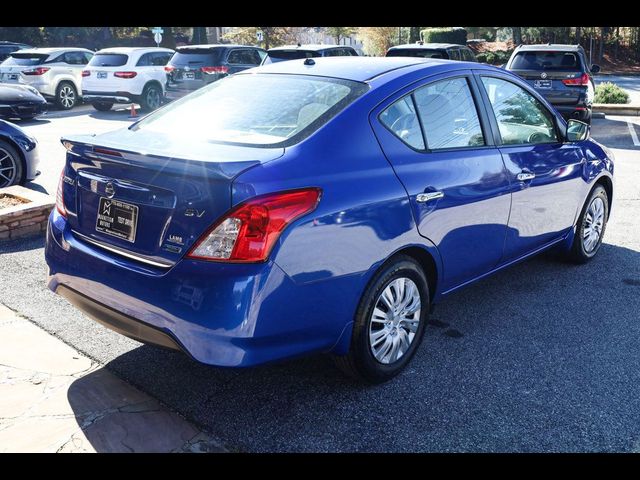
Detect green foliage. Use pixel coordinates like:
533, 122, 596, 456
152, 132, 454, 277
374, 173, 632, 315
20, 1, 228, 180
420, 27, 467, 45
476, 50, 513, 65
475, 53, 487, 63
595, 82, 630, 104
0, 27, 43, 46
326, 27, 356, 44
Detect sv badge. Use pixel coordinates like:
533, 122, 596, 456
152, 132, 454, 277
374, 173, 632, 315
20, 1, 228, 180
184, 208, 205, 218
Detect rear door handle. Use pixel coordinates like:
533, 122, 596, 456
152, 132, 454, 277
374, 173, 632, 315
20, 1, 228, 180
416, 191, 444, 203
516, 172, 536, 181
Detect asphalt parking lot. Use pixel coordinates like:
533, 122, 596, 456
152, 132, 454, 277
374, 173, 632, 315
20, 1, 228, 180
1, 107, 640, 452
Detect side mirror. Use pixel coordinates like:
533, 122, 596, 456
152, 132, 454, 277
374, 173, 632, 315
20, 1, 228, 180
591, 64, 601, 74
566, 119, 590, 142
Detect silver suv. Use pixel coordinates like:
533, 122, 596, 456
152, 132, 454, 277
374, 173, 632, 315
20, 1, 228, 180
0, 47, 94, 110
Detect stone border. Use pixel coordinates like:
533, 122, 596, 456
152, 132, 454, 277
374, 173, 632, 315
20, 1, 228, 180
593, 104, 640, 116
0, 186, 54, 241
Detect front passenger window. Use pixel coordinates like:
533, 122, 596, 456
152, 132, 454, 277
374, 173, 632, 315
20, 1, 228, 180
480, 76, 558, 145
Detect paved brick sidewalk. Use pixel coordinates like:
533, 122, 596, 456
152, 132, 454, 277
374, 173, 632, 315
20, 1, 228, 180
0, 304, 224, 453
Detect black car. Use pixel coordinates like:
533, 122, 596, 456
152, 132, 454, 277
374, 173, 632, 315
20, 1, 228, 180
0, 83, 47, 121
386, 42, 477, 62
505, 44, 600, 124
165, 44, 266, 101
261, 44, 358, 64
0, 41, 32, 62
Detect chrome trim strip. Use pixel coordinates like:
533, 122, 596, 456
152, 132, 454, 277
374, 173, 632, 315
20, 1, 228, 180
72, 230, 174, 268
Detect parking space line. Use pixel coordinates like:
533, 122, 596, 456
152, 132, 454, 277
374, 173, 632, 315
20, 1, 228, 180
628, 121, 640, 146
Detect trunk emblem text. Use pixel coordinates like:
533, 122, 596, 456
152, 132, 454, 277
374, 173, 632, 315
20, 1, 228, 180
185, 208, 205, 218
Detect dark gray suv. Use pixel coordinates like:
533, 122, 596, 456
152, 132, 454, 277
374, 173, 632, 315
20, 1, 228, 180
505, 44, 600, 124
165, 44, 266, 101
386, 42, 477, 62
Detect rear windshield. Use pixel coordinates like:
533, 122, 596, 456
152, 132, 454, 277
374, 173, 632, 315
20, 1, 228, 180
169, 49, 221, 66
511, 51, 582, 71
4, 53, 49, 66
88, 53, 128, 67
387, 48, 446, 59
266, 50, 322, 64
133, 73, 369, 147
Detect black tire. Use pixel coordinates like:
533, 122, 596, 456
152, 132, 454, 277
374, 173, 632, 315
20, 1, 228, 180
332, 255, 430, 384
566, 184, 609, 263
0, 139, 25, 187
139, 83, 162, 111
55, 82, 77, 110
92, 102, 113, 112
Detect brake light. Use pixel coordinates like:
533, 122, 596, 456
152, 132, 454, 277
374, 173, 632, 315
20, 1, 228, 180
82, 70, 91, 77
187, 188, 322, 262
562, 73, 590, 86
114, 71, 137, 79
22, 67, 50, 76
164, 65, 175, 73
56, 169, 67, 218
201, 66, 228, 74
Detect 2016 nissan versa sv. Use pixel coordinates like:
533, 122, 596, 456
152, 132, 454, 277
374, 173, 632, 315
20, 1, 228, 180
45, 57, 614, 383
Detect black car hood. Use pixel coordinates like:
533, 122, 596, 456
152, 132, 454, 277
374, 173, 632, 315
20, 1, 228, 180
0, 84, 45, 103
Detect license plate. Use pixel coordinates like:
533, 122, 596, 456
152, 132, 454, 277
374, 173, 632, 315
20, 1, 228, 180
8, 74, 18, 80
96, 197, 139, 243
97, 71, 107, 79
534, 79, 552, 89
185, 72, 195, 79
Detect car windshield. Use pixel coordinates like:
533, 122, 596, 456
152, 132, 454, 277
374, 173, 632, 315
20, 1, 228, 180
3, 53, 48, 66
511, 51, 581, 71
88, 53, 128, 67
387, 49, 445, 59
133, 73, 369, 147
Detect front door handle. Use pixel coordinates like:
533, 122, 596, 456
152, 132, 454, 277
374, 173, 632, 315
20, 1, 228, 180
416, 191, 444, 203
516, 172, 536, 181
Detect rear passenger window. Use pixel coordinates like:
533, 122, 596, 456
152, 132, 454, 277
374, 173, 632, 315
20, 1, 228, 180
64, 51, 89, 65
228, 49, 261, 65
151, 52, 172, 66
379, 96, 425, 150
413, 77, 485, 149
448, 49, 461, 61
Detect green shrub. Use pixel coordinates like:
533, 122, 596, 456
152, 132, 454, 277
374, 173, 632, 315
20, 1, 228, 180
420, 27, 467, 45
595, 82, 630, 104
475, 53, 487, 63
484, 52, 496, 64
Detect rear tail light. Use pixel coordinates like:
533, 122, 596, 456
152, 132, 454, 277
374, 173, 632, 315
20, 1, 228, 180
201, 66, 228, 74
562, 73, 590, 86
114, 71, 137, 79
164, 66, 176, 73
187, 188, 322, 263
22, 67, 50, 76
82, 70, 91, 77
56, 169, 67, 218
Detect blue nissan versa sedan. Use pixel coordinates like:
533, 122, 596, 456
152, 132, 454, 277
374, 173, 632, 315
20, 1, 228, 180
45, 57, 614, 383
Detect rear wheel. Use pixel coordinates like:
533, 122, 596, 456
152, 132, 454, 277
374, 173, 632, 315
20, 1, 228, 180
566, 185, 609, 263
0, 140, 24, 188
333, 255, 429, 384
140, 83, 162, 111
92, 102, 113, 112
55, 82, 77, 110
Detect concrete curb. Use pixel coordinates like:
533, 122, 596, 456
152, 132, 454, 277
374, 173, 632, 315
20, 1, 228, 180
593, 104, 640, 116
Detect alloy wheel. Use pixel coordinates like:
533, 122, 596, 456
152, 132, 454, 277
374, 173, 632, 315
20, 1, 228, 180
146, 88, 161, 110
0, 147, 18, 187
59, 85, 76, 109
583, 196, 605, 253
369, 277, 421, 364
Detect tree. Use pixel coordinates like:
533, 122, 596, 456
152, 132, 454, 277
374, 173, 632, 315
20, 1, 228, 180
357, 27, 397, 56
0, 27, 43, 46
512, 27, 522, 45
409, 27, 421, 43
223, 27, 298, 49
326, 27, 356, 45
191, 27, 207, 45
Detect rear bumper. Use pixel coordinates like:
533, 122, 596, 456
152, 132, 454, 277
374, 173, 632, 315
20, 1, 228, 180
553, 104, 592, 121
82, 91, 137, 104
45, 209, 350, 367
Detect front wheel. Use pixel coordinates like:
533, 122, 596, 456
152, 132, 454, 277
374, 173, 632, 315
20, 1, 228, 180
140, 84, 162, 111
0, 140, 24, 188
332, 255, 429, 384
567, 185, 609, 263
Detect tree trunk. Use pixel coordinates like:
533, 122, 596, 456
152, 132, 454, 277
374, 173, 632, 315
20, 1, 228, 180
409, 27, 420, 43
160, 27, 176, 49
599, 27, 606, 62
614, 26, 620, 60
576, 26, 581, 45
512, 27, 522, 46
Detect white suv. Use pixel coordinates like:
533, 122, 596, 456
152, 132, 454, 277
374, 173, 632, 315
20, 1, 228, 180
82, 47, 174, 112
0, 47, 94, 110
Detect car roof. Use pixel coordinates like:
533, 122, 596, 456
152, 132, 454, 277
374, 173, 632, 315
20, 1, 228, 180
13, 47, 93, 55
268, 44, 351, 52
96, 47, 174, 54
515, 44, 584, 52
246, 56, 456, 82
389, 43, 464, 50
177, 44, 260, 50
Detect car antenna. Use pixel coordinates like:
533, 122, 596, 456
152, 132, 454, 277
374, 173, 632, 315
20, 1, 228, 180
304, 58, 315, 66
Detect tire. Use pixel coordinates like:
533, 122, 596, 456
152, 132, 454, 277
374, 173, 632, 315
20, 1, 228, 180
566, 184, 609, 263
55, 82, 77, 110
139, 83, 162, 112
332, 255, 430, 384
0, 139, 24, 188
92, 102, 113, 112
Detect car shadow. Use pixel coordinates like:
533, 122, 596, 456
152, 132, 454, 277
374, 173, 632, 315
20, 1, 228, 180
64, 241, 640, 452
23, 181, 49, 195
